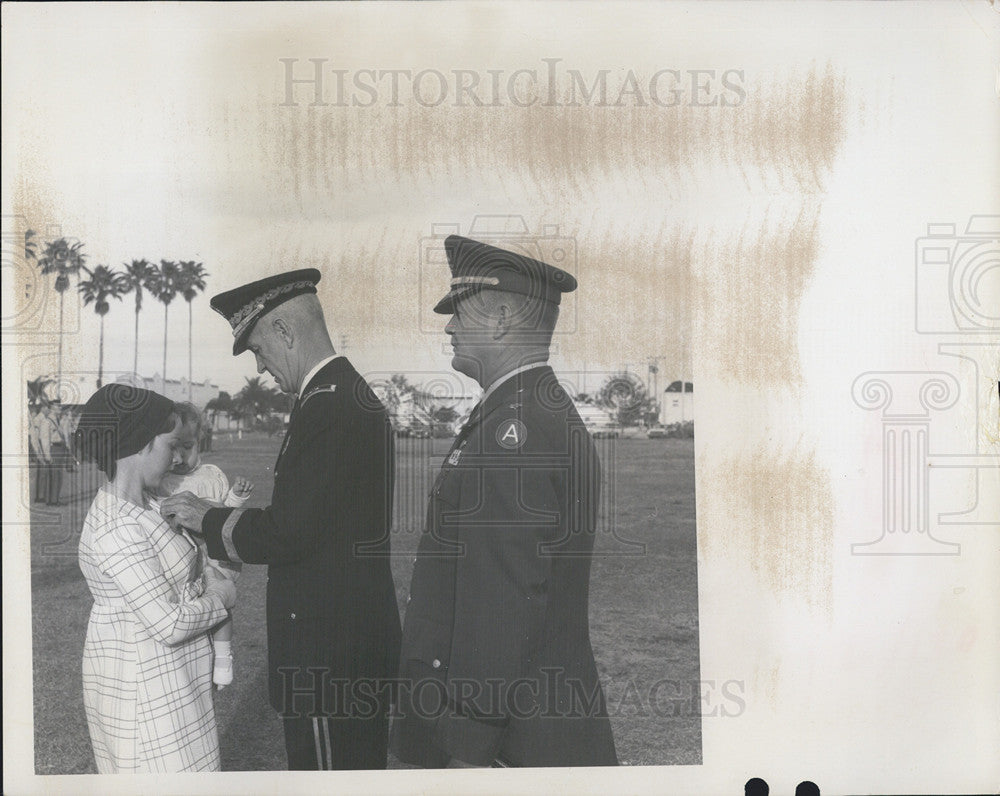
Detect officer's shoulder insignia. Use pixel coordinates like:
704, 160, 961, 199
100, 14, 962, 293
496, 418, 527, 449
302, 384, 337, 405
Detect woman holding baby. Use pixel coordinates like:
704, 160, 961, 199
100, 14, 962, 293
73, 384, 238, 773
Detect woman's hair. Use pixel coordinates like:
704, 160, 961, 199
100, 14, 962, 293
173, 402, 204, 435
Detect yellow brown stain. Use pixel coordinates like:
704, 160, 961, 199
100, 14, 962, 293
700, 443, 835, 613
9, 172, 61, 448
218, 64, 846, 388
227, 63, 846, 204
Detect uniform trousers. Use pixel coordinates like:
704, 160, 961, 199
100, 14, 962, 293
45, 459, 63, 504
282, 701, 390, 770
33, 454, 47, 502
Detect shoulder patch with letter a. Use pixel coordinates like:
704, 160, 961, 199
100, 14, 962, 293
496, 419, 527, 449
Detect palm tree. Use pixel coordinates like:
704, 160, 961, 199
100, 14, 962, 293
228, 395, 253, 436
78, 265, 129, 387
24, 229, 38, 262
36, 237, 86, 388
27, 376, 54, 409
176, 260, 208, 400
235, 376, 279, 427
148, 259, 180, 391
121, 259, 155, 377
205, 391, 232, 427
381, 373, 415, 431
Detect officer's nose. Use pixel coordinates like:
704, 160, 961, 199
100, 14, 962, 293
445, 316, 457, 336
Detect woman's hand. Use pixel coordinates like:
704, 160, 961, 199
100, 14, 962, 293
203, 565, 236, 610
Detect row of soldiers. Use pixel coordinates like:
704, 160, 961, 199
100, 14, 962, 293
28, 400, 79, 507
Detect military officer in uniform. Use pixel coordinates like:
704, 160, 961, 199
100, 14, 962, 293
160, 269, 401, 770
391, 236, 618, 768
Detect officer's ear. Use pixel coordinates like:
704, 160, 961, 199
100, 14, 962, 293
271, 317, 294, 349
493, 303, 510, 341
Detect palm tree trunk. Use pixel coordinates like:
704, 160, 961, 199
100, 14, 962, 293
57, 290, 65, 390
133, 305, 139, 377
97, 316, 105, 388
187, 301, 193, 401
162, 304, 168, 393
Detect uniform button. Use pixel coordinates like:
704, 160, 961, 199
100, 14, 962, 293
406, 596, 411, 604
290, 612, 296, 619
413, 557, 418, 564
432, 659, 441, 669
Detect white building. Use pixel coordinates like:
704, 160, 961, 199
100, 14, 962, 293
659, 381, 693, 425
37, 371, 219, 409
121, 374, 220, 408
371, 383, 479, 435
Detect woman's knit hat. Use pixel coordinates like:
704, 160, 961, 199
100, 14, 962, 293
74, 384, 176, 478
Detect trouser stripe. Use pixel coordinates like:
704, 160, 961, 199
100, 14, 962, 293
313, 718, 324, 769
322, 717, 333, 769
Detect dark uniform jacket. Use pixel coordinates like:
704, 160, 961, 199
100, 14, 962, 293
201, 357, 401, 715
392, 364, 618, 768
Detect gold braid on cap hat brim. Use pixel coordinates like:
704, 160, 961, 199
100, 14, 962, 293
229, 279, 316, 339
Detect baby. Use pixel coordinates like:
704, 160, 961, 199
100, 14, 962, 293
158, 402, 253, 689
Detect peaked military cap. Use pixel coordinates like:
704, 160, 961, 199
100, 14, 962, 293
433, 235, 577, 315
210, 268, 321, 355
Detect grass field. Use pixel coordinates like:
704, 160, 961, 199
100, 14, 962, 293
29, 432, 700, 773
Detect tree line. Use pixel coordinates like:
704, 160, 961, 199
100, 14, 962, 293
25, 229, 208, 398
205, 377, 294, 436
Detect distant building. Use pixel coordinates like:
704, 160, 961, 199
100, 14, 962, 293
371, 384, 478, 435
660, 380, 693, 425
34, 371, 219, 409
118, 374, 220, 409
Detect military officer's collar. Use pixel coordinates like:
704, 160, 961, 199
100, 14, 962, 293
479, 361, 548, 409
299, 354, 344, 398
462, 361, 550, 433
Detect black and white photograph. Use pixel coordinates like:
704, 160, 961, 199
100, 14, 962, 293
3, 3, 998, 794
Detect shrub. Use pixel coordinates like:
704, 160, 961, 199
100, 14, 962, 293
665, 421, 694, 438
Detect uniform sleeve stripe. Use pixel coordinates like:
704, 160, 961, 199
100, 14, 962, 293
221, 510, 244, 563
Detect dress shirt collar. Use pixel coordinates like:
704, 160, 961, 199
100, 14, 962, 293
477, 361, 548, 411
299, 355, 340, 398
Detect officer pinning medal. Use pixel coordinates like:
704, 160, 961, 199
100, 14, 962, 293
159, 269, 401, 771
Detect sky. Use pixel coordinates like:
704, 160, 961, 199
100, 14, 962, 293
2, 0, 931, 398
